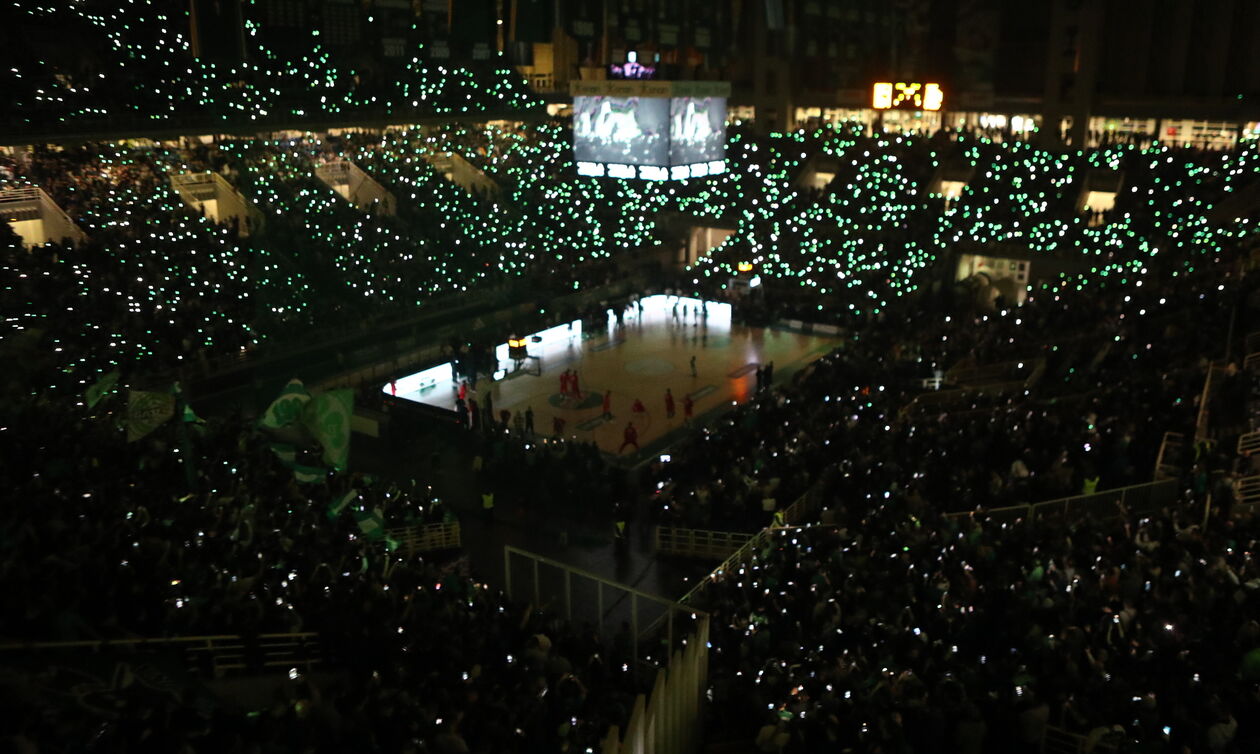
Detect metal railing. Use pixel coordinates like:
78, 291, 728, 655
1237, 474, 1260, 508
0, 185, 42, 205
600, 615, 710, 754
504, 546, 703, 659
1194, 363, 1227, 443
314, 159, 396, 214
0, 184, 87, 245
900, 378, 1027, 417
1239, 430, 1260, 457
1154, 430, 1188, 479
781, 483, 825, 524
655, 526, 752, 559
1245, 331, 1260, 357
673, 524, 840, 608
523, 72, 559, 93
0, 632, 323, 679
504, 546, 708, 754
173, 171, 265, 234
946, 358, 1032, 385
943, 478, 1180, 524
385, 521, 461, 555
1041, 724, 1116, 754
314, 160, 352, 186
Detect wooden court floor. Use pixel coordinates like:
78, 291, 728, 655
400, 297, 842, 460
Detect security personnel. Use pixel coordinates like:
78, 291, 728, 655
1082, 475, 1100, 495
613, 503, 628, 548
772, 509, 787, 528
481, 489, 495, 522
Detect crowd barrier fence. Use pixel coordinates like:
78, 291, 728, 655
1236, 474, 1260, 509
0, 632, 323, 679
503, 546, 708, 754
655, 526, 753, 559
900, 378, 1029, 418
1041, 724, 1117, 754
600, 617, 709, 754
946, 358, 1033, 386
1154, 430, 1188, 479
1238, 430, 1260, 457
385, 521, 461, 555
942, 478, 1180, 525
1195, 363, 1227, 443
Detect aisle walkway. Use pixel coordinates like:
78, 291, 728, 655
356, 420, 713, 613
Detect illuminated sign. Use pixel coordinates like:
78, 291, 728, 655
610, 51, 656, 80
872, 82, 943, 111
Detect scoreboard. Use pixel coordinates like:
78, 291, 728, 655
872, 82, 944, 111
571, 80, 730, 181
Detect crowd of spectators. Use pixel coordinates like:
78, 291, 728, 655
651, 252, 1253, 532
697, 505, 1260, 753
0, 392, 655, 753
0, 2, 539, 136
4, 104, 1260, 753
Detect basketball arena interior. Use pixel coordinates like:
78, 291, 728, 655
3, 2, 1260, 753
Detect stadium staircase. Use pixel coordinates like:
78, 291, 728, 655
1227, 331, 1260, 514
170, 171, 266, 238
0, 185, 87, 247
314, 159, 397, 214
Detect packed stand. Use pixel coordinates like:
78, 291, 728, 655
0, 390, 656, 753
694, 497, 1260, 753
0, 1, 539, 136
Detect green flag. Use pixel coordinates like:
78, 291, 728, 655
86, 370, 121, 408
269, 442, 297, 465
302, 388, 353, 470
354, 507, 385, 541
126, 390, 175, 442
328, 489, 359, 521
292, 464, 328, 484
260, 379, 310, 429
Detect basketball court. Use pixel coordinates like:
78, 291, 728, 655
386, 295, 842, 460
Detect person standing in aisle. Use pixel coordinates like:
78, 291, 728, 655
481, 487, 495, 522
613, 502, 628, 548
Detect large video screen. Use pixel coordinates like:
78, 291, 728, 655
669, 97, 726, 166
572, 81, 730, 181
573, 96, 669, 167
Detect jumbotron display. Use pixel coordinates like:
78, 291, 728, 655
572, 81, 729, 181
